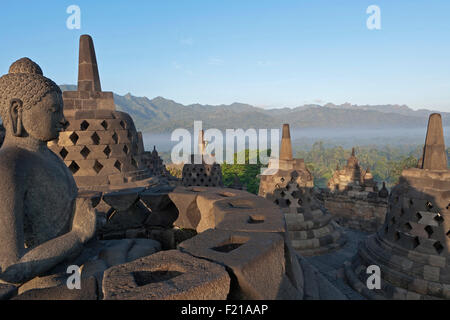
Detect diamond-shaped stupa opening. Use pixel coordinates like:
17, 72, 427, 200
413, 236, 420, 248
433, 241, 444, 255
403, 222, 412, 232
416, 212, 423, 222
69, 132, 79, 145
114, 160, 122, 172
101, 120, 108, 130
91, 132, 100, 145
103, 146, 111, 157
93, 160, 103, 174
434, 213, 444, 225
112, 132, 118, 144
131, 157, 138, 169
80, 146, 91, 159
80, 120, 90, 131
68, 161, 80, 174
59, 147, 68, 159
424, 225, 434, 238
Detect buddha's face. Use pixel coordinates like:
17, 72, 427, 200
21, 91, 65, 142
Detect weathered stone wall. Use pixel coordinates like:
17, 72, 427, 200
49, 110, 153, 190
322, 193, 388, 233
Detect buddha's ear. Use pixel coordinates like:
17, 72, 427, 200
9, 99, 23, 137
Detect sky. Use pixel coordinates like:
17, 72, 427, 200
1, 1, 450, 111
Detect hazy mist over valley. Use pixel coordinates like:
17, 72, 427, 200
59, 85, 450, 157
143, 127, 450, 154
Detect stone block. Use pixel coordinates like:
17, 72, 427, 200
212, 196, 285, 233
140, 186, 175, 211
75, 175, 110, 187
102, 250, 230, 300
97, 97, 116, 110
102, 187, 144, 211
74, 110, 96, 120
144, 201, 179, 228
81, 99, 98, 109
148, 229, 176, 250
179, 229, 286, 299
170, 187, 201, 230
63, 91, 80, 99
102, 201, 149, 233
109, 144, 131, 158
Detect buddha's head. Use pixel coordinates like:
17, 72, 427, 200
0, 58, 65, 142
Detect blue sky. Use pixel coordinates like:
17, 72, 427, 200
1, 0, 450, 111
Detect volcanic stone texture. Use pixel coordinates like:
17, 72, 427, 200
169, 186, 285, 233
92, 185, 178, 244
99, 186, 304, 300
102, 250, 231, 300
179, 229, 301, 299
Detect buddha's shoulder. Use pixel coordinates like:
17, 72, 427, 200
0, 146, 40, 173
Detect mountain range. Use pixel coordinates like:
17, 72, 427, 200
59, 85, 450, 133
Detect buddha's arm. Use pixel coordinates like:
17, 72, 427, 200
1, 234, 85, 285
0, 169, 85, 284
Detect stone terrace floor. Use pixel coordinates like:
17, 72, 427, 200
300, 227, 370, 300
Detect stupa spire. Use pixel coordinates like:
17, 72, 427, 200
421, 113, 447, 170
78, 34, 101, 92
280, 124, 293, 161
198, 130, 206, 155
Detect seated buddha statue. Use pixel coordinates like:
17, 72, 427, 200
0, 58, 97, 285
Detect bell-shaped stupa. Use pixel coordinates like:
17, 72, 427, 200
259, 124, 347, 256
345, 113, 450, 299
48, 35, 155, 191
181, 130, 223, 187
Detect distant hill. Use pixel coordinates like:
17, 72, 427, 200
59, 85, 450, 133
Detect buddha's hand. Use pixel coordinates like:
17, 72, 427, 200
72, 197, 98, 244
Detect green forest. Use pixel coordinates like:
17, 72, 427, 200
220, 143, 450, 194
